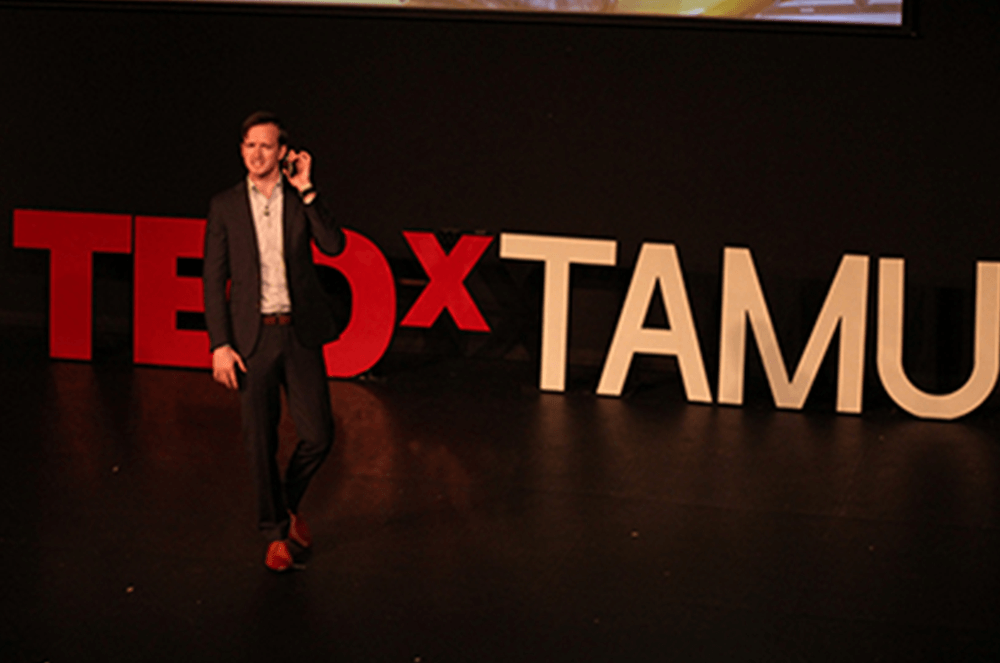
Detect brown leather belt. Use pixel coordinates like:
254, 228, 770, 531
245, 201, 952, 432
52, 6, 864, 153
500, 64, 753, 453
261, 313, 292, 326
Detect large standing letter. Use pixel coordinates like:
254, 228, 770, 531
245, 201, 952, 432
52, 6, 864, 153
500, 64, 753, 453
877, 258, 1000, 420
596, 243, 711, 402
312, 229, 396, 378
400, 231, 493, 332
499, 233, 617, 392
718, 249, 870, 413
13, 210, 132, 360
134, 216, 211, 368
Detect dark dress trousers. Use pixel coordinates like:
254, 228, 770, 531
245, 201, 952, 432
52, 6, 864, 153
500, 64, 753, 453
203, 179, 345, 541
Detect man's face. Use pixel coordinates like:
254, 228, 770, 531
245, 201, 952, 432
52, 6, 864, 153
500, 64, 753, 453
241, 123, 287, 180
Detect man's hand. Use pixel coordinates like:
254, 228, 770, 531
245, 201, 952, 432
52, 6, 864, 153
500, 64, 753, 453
283, 149, 313, 195
212, 345, 247, 390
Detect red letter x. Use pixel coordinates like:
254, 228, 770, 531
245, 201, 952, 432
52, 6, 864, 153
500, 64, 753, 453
400, 231, 493, 332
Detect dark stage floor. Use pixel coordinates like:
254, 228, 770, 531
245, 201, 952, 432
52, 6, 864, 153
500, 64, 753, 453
3, 329, 1000, 662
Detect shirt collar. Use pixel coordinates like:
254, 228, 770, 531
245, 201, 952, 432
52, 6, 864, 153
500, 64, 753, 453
247, 176, 283, 198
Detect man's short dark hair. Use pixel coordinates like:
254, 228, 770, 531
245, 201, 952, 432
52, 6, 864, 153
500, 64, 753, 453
241, 111, 288, 146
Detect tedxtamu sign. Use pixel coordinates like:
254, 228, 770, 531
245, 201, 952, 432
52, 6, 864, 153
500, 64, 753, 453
13, 209, 1000, 421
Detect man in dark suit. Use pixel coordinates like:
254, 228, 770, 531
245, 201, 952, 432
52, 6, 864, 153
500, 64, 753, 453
203, 111, 344, 572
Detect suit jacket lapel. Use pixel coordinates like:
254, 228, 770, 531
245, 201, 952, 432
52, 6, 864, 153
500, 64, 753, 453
238, 179, 263, 283
282, 178, 298, 264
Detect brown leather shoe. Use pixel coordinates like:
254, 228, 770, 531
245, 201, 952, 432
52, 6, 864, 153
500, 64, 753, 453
288, 511, 312, 549
265, 540, 293, 572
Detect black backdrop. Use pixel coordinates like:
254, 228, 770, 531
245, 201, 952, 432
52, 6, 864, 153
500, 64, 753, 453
2, 0, 998, 401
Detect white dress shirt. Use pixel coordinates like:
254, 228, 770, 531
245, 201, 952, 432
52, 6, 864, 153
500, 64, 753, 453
247, 177, 292, 315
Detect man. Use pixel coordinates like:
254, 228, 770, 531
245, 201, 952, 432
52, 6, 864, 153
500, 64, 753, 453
203, 111, 344, 572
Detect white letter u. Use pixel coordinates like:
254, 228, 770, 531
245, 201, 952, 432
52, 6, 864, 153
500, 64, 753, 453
877, 258, 1000, 420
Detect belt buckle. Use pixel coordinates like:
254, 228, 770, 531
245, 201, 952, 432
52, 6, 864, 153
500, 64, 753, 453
263, 313, 290, 326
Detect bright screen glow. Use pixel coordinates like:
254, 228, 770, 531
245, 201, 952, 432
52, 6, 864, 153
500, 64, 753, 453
177, 0, 905, 25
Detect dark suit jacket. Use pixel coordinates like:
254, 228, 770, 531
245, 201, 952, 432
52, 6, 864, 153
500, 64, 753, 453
203, 179, 345, 358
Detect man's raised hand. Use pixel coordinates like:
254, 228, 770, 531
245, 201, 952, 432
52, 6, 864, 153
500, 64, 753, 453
283, 149, 313, 193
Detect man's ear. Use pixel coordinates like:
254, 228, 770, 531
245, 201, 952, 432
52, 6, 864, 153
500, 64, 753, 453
278, 145, 289, 161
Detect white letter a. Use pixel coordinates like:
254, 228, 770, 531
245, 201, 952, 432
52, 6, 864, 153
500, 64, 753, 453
597, 243, 711, 401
